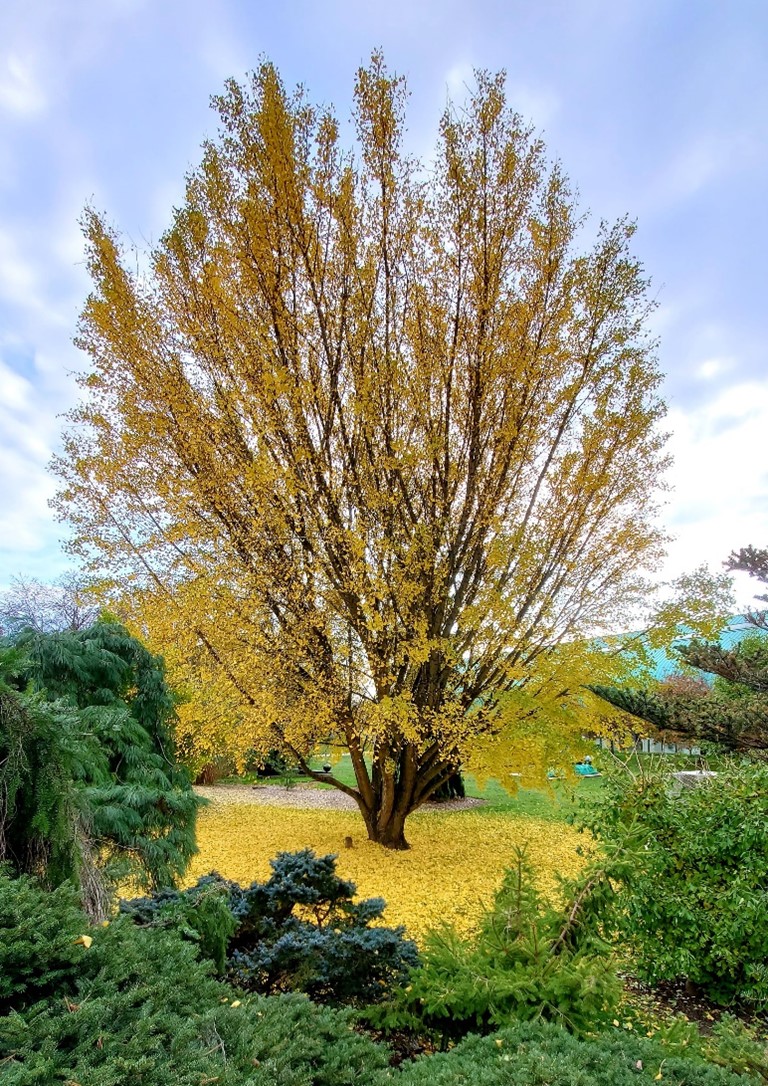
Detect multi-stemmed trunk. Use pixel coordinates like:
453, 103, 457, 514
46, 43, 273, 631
294, 735, 456, 850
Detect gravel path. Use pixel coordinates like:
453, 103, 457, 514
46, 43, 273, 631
194, 782, 485, 812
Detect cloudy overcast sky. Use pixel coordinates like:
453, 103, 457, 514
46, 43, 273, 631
0, 0, 766, 607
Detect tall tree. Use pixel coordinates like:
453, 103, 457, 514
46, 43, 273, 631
0, 573, 100, 637
55, 55, 671, 848
590, 546, 768, 753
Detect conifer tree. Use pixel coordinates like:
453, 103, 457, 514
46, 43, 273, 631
590, 546, 768, 752
0, 623, 200, 915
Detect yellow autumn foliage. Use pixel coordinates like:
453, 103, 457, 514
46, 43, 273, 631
186, 801, 587, 940
57, 51, 727, 850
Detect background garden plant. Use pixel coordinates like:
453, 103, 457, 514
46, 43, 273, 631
577, 760, 768, 1008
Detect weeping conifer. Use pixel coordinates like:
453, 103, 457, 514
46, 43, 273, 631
0, 623, 201, 916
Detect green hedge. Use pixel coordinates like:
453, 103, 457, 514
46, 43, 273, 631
578, 762, 768, 1006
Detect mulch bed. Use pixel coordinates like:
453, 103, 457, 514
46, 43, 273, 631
194, 782, 485, 813
622, 973, 768, 1036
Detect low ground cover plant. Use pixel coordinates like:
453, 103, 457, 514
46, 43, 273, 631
0, 869, 394, 1086
396, 1019, 756, 1085
4, 867, 765, 1085
0, 872, 93, 1014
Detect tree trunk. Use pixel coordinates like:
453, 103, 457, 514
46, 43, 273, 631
360, 803, 411, 850
291, 736, 456, 850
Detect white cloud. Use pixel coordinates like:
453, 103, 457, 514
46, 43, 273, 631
696, 357, 734, 381
0, 53, 46, 116
661, 381, 768, 609
0, 227, 44, 311
506, 82, 559, 130
0, 352, 69, 581
644, 129, 758, 213
444, 61, 475, 102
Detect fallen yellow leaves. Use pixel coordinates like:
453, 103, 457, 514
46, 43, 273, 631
187, 804, 587, 940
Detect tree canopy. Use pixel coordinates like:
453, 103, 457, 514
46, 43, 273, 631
590, 546, 768, 753
56, 54, 673, 847
0, 573, 100, 637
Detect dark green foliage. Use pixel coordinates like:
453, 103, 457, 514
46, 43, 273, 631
588, 684, 672, 728
703, 1014, 768, 1081
122, 850, 419, 1005
0, 675, 94, 889
254, 748, 292, 777
231, 915, 416, 1005
682, 635, 768, 695
0, 872, 92, 1013
432, 772, 465, 800
120, 872, 237, 973
395, 1020, 754, 1085
579, 762, 768, 1006
229, 850, 419, 1003
591, 674, 768, 752
374, 846, 623, 1042
0, 623, 201, 906
1, 871, 760, 1085
0, 869, 392, 1086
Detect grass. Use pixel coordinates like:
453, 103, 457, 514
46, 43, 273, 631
226, 754, 604, 823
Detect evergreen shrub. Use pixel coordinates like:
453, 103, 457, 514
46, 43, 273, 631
1, 872, 392, 1086
372, 846, 622, 1041
121, 849, 419, 1004
0, 873, 90, 1012
0, 624, 201, 909
396, 1020, 754, 1086
120, 872, 237, 972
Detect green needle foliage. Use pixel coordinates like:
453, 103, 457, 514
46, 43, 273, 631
0, 872, 392, 1086
372, 845, 625, 1043
589, 544, 768, 754
0, 622, 201, 914
121, 850, 419, 1003
2, 871, 758, 1086
395, 1021, 754, 1086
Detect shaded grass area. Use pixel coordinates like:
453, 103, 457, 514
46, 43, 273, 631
226, 753, 605, 824
464, 773, 603, 821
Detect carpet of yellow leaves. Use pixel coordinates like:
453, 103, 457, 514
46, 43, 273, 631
186, 804, 587, 940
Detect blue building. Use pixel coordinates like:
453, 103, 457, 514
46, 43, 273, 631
645, 614, 766, 682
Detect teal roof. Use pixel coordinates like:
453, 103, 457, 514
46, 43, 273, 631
648, 615, 767, 682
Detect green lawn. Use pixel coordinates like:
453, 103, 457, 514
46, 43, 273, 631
228, 752, 606, 823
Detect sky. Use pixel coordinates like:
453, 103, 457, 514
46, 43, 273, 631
0, 0, 766, 609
